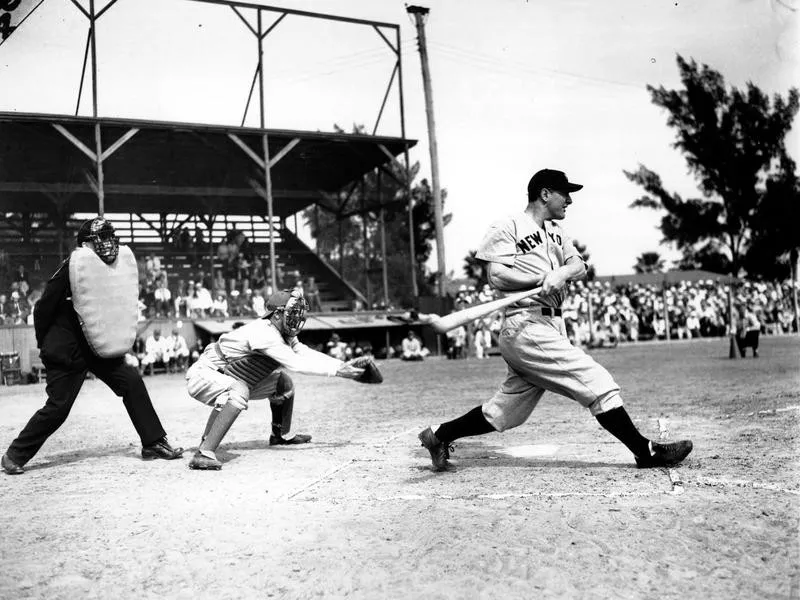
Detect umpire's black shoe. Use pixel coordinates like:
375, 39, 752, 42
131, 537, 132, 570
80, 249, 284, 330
269, 433, 312, 446
1, 454, 24, 475
418, 427, 453, 471
635, 440, 693, 468
141, 437, 184, 460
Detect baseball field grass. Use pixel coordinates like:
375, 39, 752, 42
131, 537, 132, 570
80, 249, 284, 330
1, 335, 798, 600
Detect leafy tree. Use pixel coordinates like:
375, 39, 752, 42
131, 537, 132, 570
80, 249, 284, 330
462, 250, 488, 288
625, 55, 799, 278
303, 125, 451, 308
572, 238, 596, 280
633, 251, 665, 274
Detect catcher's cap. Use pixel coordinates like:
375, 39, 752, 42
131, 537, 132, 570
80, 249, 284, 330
527, 169, 583, 200
266, 290, 294, 313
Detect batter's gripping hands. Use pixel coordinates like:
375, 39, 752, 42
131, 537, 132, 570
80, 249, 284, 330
347, 356, 384, 384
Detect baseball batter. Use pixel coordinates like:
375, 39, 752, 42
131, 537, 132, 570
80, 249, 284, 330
186, 288, 374, 470
418, 169, 693, 471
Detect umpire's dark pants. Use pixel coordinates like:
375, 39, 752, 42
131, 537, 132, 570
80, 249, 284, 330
5, 357, 166, 467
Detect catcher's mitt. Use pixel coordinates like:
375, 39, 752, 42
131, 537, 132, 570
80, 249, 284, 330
346, 356, 384, 384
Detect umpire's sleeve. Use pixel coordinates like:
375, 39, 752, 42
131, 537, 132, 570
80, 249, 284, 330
33, 260, 69, 348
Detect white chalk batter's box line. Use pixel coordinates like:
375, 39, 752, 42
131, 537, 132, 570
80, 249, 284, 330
720, 405, 800, 419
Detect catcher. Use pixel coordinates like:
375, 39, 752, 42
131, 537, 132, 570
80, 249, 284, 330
185, 288, 382, 470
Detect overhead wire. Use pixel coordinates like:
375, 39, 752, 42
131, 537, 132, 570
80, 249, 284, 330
427, 40, 644, 90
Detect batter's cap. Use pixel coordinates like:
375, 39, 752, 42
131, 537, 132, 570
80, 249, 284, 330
527, 169, 583, 200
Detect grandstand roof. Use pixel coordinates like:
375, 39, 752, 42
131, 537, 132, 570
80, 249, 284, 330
0, 112, 416, 218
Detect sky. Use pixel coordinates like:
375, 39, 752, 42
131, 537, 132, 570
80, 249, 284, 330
0, 0, 797, 276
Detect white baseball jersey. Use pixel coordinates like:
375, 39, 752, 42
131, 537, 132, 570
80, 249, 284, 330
475, 213, 581, 313
202, 319, 342, 377
473, 211, 622, 430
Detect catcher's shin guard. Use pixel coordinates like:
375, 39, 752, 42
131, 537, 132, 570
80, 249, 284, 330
269, 371, 295, 438
189, 402, 240, 470
200, 408, 220, 444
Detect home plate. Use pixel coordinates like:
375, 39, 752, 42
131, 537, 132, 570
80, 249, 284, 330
499, 444, 560, 458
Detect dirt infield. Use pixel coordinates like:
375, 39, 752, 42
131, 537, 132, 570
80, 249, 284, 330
1, 336, 798, 600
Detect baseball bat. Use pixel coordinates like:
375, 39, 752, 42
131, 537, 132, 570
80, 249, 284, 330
429, 286, 543, 334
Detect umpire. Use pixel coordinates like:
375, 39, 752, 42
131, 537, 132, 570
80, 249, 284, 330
1, 217, 183, 475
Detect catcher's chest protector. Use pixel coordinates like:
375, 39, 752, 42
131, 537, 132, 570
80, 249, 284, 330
69, 245, 138, 358
223, 351, 282, 389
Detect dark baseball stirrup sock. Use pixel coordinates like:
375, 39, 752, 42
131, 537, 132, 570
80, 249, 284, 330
435, 406, 496, 444
595, 407, 651, 458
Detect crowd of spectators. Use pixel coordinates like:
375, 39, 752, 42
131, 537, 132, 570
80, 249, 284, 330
0, 265, 44, 326
441, 278, 798, 357
135, 229, 327, 321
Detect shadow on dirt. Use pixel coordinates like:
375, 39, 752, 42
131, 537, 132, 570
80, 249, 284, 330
23, 445, 139, 471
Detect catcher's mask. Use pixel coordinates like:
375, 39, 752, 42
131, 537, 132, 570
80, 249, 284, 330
76, 217, 119, 265
267, 289, 308, 337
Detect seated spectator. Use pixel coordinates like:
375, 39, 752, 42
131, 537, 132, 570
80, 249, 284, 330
401, 331, 428, 361
5, 291, 29, 325
26, 281, 45, 312
190, 338, 206, 365
166, 328, 190, 372
326, 333, 348, 360
239, 288, 257, 317
174, 279, 190, 318
188, 281, 213, 318
131, 336, 147, 374
141, 328, 172, 374
210, 292, 229, 319
252, 289, 266, 317
212, 270, 226, 295
153, 278, 172, 317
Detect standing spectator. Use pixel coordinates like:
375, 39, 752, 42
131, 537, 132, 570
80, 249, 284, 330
144, 253, 162, 282
0, 294, 7, 325
446, 325, 466, 359
735, 303, 761, 358
250, 257, 267, 293
474, 324, 491, 359
14, 265, 30, 296
306, 277, 323, 312
193, 225, 206, 250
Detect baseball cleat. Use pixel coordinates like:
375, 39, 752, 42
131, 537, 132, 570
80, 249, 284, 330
188, 451, 222, 470
141, 437, 184, 460
418, 426, 453, 471
1, 454, 24, 475
635, 440, 693, 468
269, 433, 312, 446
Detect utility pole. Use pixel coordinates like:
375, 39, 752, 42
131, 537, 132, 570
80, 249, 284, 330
407, 5, 446, 297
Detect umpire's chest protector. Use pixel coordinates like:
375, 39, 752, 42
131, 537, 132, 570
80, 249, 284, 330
69, 245, 138, 358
